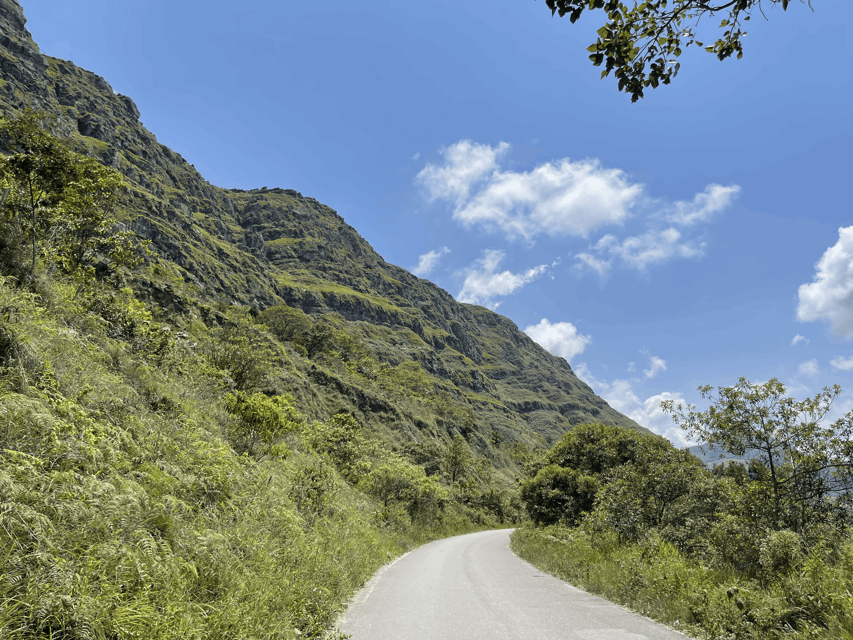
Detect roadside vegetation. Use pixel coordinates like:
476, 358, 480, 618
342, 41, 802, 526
0, 113, 523, 639
512, 388, 853, 639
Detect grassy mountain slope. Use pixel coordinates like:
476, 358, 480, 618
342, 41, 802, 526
0, 0, 642, 460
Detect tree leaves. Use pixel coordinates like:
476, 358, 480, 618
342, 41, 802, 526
539, 0, 791, 101
663, 378, 853, 534
0, 112, 145, 278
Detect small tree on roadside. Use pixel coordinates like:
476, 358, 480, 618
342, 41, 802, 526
663, 378, 853, 533
520, 464, 599, 526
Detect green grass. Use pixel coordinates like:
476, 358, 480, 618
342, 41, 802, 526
0, 271, 512, 639
511, 526, 853, 640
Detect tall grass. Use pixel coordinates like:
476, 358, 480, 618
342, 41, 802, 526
0, 274, 494, 639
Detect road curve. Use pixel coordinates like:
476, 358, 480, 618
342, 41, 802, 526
337, 529, 690, 640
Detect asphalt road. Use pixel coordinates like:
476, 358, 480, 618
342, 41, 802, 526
337, 529, 690, 640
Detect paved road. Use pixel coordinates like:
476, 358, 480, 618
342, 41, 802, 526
338, 529, 690, 640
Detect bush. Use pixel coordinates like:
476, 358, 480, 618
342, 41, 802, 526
520, 464, 598, 526
759, 529, 802, 577
223, 391, 302, 459
289, 456, 339, 520
206, 320, 279, 390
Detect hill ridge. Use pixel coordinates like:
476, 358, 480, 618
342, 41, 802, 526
0, 0, 644, 446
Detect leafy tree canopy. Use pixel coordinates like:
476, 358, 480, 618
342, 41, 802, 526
664, 378, 853, 532
542, 0, 810, 101
0, 111, 142, 279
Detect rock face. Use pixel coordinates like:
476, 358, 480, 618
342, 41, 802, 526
0, 0, 644, 443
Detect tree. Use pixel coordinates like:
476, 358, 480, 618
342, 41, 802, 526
208, 319, 279, 390
541, 0, 810, 102
257, 304, 312, 343
46, 156, 130, 274
0, 112, 141, 278
367, 457, 448, 522
0, 112, 74, 277
444, 434, 473, 483
223, 391, 303, 458
663, 378, 853, 533
589, 446, 704, 540
303, 318, 335, 359
546, 421, 673, 474
304, 413, 373, 482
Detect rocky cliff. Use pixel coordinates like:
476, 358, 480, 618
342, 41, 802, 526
0, 0, 643, 448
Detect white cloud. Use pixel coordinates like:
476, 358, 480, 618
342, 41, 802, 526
453, 158, 643, 241
411, 246, 450, 277
574, 362, 605, 389
662, 184, 741, 226
574, 252, 612, 278
411, 152, 420, 161
579, 227, 705, 272
417, 140, 740, 261
797, 226, 853, 338
416, 140, 509, 206
456, 249, 548, 308
798, 359, 821, 377
791, 334, 808, 346
644, 355, 667, 379
524, 319, 591, 363
830, 356, 853, 371
629, 391, 692, 447
417, 140, 643, 241
575, 363, 690, 446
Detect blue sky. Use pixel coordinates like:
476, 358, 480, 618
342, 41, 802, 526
24, 0, 853, 445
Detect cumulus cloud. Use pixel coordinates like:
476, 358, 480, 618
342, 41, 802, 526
797, 227, 853, 338
417, 140, 643, 241
644, 355, 667, 379
453, 159, 643, 241
831, 356, 853, 371
577, 227, 705, 274
662, 184, 741, 226
411, 246, 450, 277
523, 319, 592, 363
418, 140, 739, 264
456, 250, 548, 308
574, 363, 690, 446
791, 334, 808, 346
416, 140, 509, 206
798, 359, 821, 377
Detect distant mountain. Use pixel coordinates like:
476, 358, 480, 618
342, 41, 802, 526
0, 0, 647, 455
688, 444, 757, 467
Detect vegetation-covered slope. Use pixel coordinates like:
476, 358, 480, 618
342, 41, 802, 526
0, 0, 641, 463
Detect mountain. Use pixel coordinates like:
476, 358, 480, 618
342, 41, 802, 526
0, 0, 644, 456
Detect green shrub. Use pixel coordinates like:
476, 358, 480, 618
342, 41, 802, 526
223, 391, 302, 458
289, 455, 339, 520
759, 529, 802, 577
520, 464, 598, 526
206, 320, 279, 390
